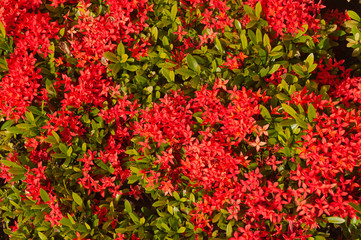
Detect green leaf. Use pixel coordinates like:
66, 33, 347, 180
177, 227, 186, 233
167, 205, 173, 215
173, 191, 180, 201
212, 212, 222, 223
269, 64, 280, 74
281, 104, 298, 119
59, 143, 68, 154
349, 202, 361, 213
248, 30, 257, 45
103, 52, 119, 62
305, 53, 314, 67
235, 20, 242, 32
108, 63, 122, 76
0, 160, 22, 168
67, 147, 73, 157
153, 201, 167, 207
292, 64, 306, 77
271, 45, 283, 53
52, 131, 60, 143
59, 217, 72, 227
170, 3, 177, 21
307, 104, 317, 122
129, 212, 139, 224
161, 223, 170, 232
72, 192, 84, 207
38, 232, 48, 240
161, 68, 175, 82
259, 105, 272, 122
126, 64, 138, 72
124, 200, 132, 213
256, 29, 262, 44
348, 10, 361, 22
327, 217, 345, 224
214, 37, 223, 54
226, 222, 233, 237
263, 33, 270, 48
186, 54, 200, 73
175, 67, 196, 78
240, 32, 248, 50
151, 26, 158, 43
117, 42, 125, 56
243, 5, 254, 16
7, 126, 23, 134
295, 118, 308, 129
0, 21, 5, 37
1, 120, 13, 130
40, 188, 50, 203
255, 2, 262, 18
43, 136, 57, 145
25, 111, 35, 123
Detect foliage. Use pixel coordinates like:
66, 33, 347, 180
0, 0, 361, 239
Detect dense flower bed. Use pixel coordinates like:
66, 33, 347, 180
1, 0, 361, 239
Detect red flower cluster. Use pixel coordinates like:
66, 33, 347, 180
244, 0, 324, 37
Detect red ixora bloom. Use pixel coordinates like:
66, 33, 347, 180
220, 52, 248, 70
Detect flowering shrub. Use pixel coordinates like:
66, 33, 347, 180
1, 0, 361, 239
